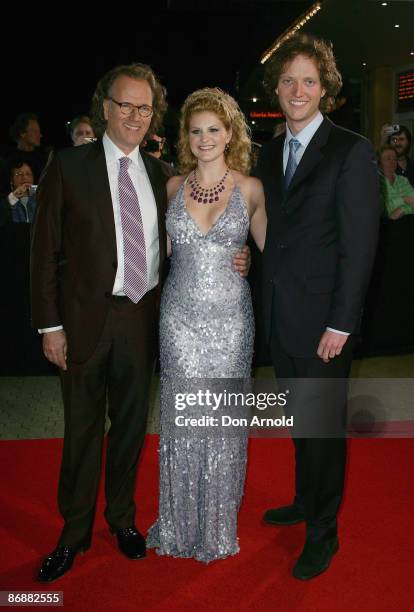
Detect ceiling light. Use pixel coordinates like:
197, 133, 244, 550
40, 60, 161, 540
411, 52, 414, 56
395, 24, 400, 28
252, 97, 258, 103
261, 1, 322, 63
362, 62, 367, 67
251, 121, 256, 125
381, 2, 387, 6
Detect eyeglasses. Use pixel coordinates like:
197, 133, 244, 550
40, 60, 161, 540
13, 171, 32, 177
109, 97, 153, 118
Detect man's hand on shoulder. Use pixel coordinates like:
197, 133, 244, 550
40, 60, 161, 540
43, 330, 68, 371
317, 330, 348, 363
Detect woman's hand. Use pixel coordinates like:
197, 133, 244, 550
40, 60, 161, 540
12, 183, 32, 199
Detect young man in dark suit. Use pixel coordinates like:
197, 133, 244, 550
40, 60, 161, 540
256, 34, 380, 580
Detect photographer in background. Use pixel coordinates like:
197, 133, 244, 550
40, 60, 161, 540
381, 124, 414, 186
68, 115, 96, 147
0, 160, 37, 225
142, 127, 175, 176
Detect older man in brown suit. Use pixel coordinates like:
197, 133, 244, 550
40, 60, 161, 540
31, 63, 170, 582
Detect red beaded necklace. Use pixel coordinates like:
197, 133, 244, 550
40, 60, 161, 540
189, 168, 229, 204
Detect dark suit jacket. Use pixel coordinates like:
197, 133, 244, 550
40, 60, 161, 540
256, 117, 380, 357
30, 141, 168, 364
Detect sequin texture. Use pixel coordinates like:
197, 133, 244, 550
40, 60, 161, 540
147, 183, 254, 562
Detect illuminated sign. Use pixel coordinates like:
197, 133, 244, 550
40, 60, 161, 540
397, 70, 414, 111
249, 111, 284, 119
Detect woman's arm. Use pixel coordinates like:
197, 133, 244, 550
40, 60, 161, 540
248, 178, 267, 252
165, 175, 186, 256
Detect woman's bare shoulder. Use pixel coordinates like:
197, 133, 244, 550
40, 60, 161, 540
233, 171, 263, 196
167, 174, 187, 201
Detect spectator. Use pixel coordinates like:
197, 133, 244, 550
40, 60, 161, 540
143, 132, 166, 159
0, 160, 37, 225
381, 124, 414, 186
250, 141, 262, 172
7, 113, 49, 183
68, 115, 95, 146
379, 145, 414, 220
143, 128, 175, 176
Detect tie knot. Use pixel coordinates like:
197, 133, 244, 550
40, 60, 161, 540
289, 138, 301, 153
119, 156, 131, 170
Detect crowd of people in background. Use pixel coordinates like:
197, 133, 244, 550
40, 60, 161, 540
0, 108, 413, 227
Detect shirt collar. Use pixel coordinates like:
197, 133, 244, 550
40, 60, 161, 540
103, 132, 145, 171
285, 111, 324, 150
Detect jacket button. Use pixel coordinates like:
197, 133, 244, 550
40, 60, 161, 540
277, 243, 286, 249
105, 291, 111, 298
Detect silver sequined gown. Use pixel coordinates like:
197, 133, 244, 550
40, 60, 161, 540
147, 183, 254, 563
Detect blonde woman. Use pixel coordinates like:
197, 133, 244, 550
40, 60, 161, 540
147, 88, 266, 562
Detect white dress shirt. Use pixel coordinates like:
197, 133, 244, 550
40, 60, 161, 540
40, 134, 159, 333
103, 133, 159, 295
283, 112, 348, 337
283, 111, 324, 173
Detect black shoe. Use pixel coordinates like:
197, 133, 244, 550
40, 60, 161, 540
37, 542, 89, 583
293, 535, 339, 580
263, 504, 305, 526
111, 526, 146, 560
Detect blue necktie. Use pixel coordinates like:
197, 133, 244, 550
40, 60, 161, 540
284, 138, 301, 190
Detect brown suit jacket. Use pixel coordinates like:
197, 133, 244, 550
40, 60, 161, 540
30, 140, 168, 364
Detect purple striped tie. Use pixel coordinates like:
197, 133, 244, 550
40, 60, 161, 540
118, 156, 148, 303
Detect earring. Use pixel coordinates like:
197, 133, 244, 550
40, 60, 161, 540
225, 142, 230, 153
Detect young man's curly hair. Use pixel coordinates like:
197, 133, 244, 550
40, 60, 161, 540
264, 34, 342, 113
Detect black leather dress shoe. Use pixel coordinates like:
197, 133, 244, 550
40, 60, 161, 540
263, 504, 305, 526
37, 542, 89, 583
111, 526, 146, 559
293, 535, 339, 580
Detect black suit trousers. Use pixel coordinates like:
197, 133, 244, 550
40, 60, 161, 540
57, 289, 157, 548
270, 325, 354, 541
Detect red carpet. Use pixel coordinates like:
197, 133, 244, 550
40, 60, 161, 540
0, 436, 413, 611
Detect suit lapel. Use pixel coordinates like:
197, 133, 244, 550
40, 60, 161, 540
85, 143, 167, 276
264, 136, 284, 207
287, 117, 332, 195
141, 150, 165, 212
86, 141, 117, 256
141, 150, 167, 266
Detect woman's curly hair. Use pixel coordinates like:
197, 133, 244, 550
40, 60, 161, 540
264, 34, 342, 113
90, 63, 167, 137
178, 88, 251, 175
